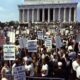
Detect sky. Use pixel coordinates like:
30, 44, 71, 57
0, 0, 80, 22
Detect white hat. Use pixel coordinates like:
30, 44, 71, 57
53, 52, 57, 55
68, 46, 73, 50
23, 57, 28, 61
23, 57, 32, 61
79, 42, 80, 45
58, 62, 62, 66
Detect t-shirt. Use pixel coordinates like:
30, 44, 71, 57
76, 66, 80, 79
23, 56, 32, 62
72, 61, 79, 71
41, 64, 48, 76
25, 63, 34, 76
1, 66, 11, 78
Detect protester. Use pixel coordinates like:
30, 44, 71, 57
0, 25, 80, 80
24, 57, 34, 76
72, 52, 80, 80
1, 61, 11, 80
41, 57, 48, 77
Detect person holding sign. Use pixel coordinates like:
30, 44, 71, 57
24, 57, 34, 77
1, 62, 11, 80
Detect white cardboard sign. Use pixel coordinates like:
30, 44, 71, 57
3, 45, 15, 60
7, 31, 15, 43
13, 66, 26, 80
37, 31, 44, 40
45, 38, 52, 49
55, 36, 63, 48
27, 40, 37, 52
19, 37, 28, 48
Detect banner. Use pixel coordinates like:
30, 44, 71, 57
37, 31, 44, 40
19, 37, 27, 48
3, 45, 15, 60
45, 38, 52, 49
27, 40, 37, 52
13, 66, 26, 80
55, 36, 63, 49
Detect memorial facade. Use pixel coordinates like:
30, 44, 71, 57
18, 0, 77, 24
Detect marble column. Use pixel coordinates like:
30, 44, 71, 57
19, 9, 21, 23
69, 8, 71, 22
53, 8, 55, 21
32, 9, 34, 23
58, 8, 60, 21
27, 9, 29, 22
48, 8, 50, 23
74, 7, 77, 22
64, 8, 66, 22
24, 9, 27, 22
42, 9, 45, 22
37, 9, 39, 22
22, 9, 24, 23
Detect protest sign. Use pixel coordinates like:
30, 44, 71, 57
19, 37, 27, 48
44, 35, 49, 40
37, 31, 44, 40
55, 36, 63, 49
3, 45, 15, 60
76, 34, 80, 43
7, 31, 15, 43
13, 66, 26, 80
45, 38, 52, 49
27, 40, 37, 52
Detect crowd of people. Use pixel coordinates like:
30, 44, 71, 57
0, 25, 80, 80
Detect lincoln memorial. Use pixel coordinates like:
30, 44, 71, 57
18, 0, 77, 24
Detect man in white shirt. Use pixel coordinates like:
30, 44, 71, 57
41, 64, 48, 77
24, 57, 34, 76
41, 58, 48, 77
76, 66, 80, 79
72, 53, 80, 79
